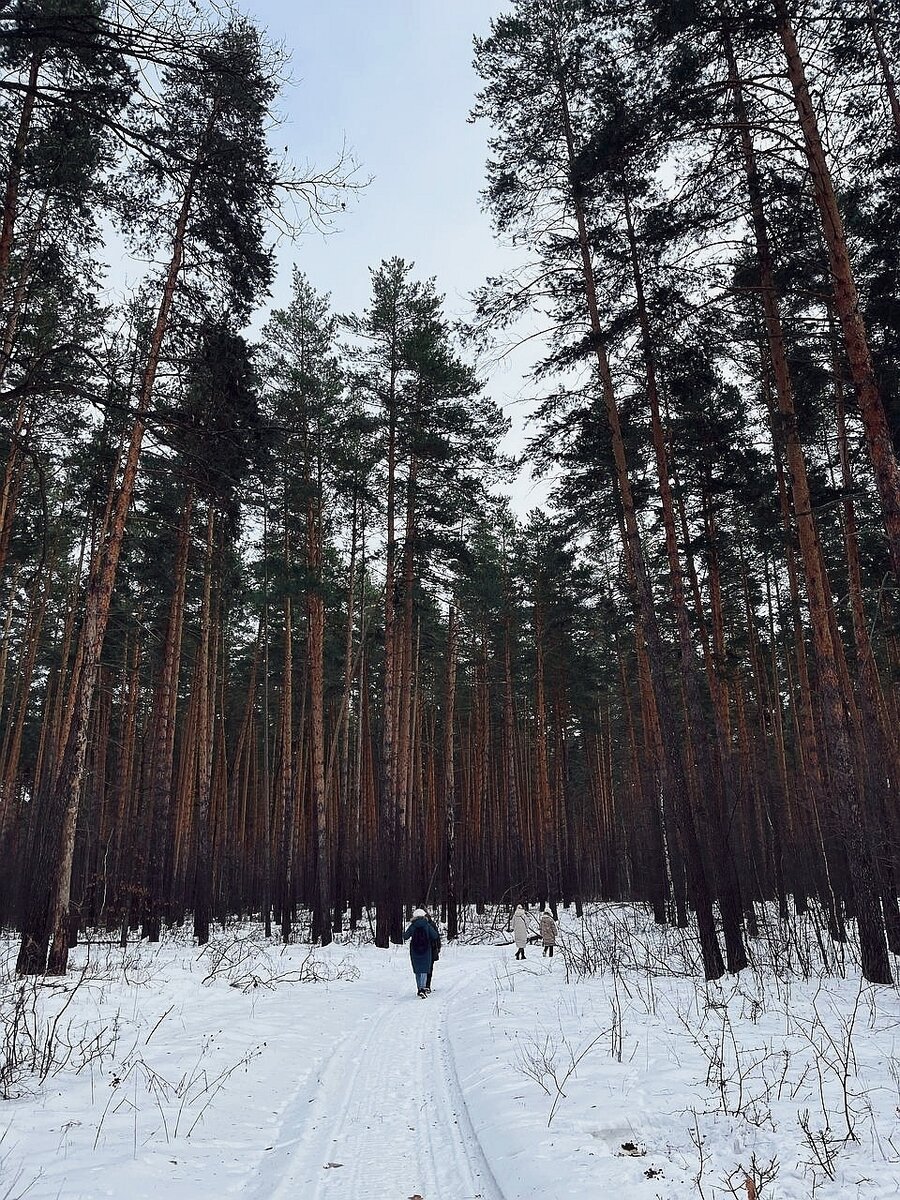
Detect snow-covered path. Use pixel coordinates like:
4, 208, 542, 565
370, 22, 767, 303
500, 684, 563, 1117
4, 910, 900, 1200
246, 968, 503, 1200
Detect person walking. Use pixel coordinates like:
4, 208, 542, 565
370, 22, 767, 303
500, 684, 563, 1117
540, 908, 557, 957
512, 904, 528, 959
403, 907, 440, 998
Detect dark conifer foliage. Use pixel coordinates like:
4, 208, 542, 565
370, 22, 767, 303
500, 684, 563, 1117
2, 0, 899, 984
469, 0, 900, 981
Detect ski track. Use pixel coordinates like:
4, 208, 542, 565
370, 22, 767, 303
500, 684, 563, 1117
244, 967, 504, 1200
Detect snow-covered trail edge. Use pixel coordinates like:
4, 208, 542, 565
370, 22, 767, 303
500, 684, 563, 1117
7, 912, 900, 1200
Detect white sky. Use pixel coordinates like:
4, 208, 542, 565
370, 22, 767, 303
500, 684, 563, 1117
242, 0, 553, 515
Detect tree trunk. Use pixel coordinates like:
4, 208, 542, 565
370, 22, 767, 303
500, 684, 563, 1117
17, 105, 218, 976
775, 0, 900, 584
444, 607, 459, 939
865, 0, 900, 145
725, 27, 891, 982
307, 488, 331, 946
192, 506, 216, 947
622, 182, 747, 973
377, 344, 401, 948
0, 48, 42, 307
552, 40, 724, 978
144, 488, 193, 941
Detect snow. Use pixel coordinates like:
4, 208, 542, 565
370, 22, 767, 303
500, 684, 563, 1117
2, 906, 899, 1199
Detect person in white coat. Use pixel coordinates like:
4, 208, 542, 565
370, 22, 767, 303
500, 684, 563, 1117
540, 909, 557, 957
512, 904, 528, 959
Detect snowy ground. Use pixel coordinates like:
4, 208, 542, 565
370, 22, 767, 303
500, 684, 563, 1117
2, 906, 899, 1200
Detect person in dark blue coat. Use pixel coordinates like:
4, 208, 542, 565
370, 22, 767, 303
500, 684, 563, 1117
403, 908, 440, 998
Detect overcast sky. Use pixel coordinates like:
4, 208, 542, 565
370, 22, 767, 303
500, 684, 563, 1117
241, 0, 553, 515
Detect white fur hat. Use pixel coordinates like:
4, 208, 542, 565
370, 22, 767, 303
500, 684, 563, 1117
413, 908, 426, 918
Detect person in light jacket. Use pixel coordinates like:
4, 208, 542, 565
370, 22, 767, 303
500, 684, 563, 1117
540, 909, 557, 957
512, 904, 528, 959
423, 910, 441, 993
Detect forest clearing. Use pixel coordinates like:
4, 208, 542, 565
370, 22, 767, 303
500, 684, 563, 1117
2, 906, 899, 1200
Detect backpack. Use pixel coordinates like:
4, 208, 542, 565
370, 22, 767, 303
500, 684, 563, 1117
411, 923, 429, 955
